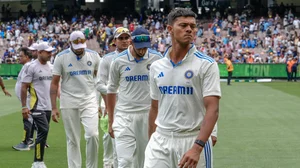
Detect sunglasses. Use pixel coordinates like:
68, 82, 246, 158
132, 35, 151, 43
117, 36, 130, 40
72, 38, 86, 44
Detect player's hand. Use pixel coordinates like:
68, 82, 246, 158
22, 108, 31, 119
108, 124, 114, 139
3, 88, 12, 97
52, 108, 60, 123
98, 107, 102, 118
211, 136, 217, 146
178, 145, 202, 168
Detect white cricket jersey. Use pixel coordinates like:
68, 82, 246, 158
150, 44, 221, 132
107, 47, 163, 113
52, 48, 101, 109
96, 50, 119, 95
15, 62, 31, 108
22, 60, 53, 111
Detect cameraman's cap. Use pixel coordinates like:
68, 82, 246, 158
36, 42, 55, 52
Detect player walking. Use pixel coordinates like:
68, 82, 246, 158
50, 31, 101, 168
107, 27, 163, 168
144, 8, 221, 168
97, 28, 131, 168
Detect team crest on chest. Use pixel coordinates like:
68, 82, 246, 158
87, 61, 92, 66
147, 64, 151, 70
184, 70, 194, 79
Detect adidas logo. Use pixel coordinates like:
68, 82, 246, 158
125, 67, 131, 71
68, 63, 73, 67
157, 72, 164, 78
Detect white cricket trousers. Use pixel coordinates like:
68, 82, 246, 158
102, 133, 114, 166
100, 106, 118, 168
113, 110, 149, 168
61, 108, 99, 168
144, 128, 213, 168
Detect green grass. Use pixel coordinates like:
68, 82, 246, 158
1, 80, 300, 167
215, 82, 300, 168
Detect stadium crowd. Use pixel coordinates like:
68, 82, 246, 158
0, 5, 300, 66
0, 4, 299, 168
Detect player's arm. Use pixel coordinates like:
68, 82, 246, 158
50, 75, 60, 123
96, 58, 109, 94
96, 58, 109, 109
179, 96, 219, 168
107, 60, 120, 138
179, 62, 221, 168
20, 65, 34, 120
149, 99, 158, 138
0, 76, 11, 96
51, 54, 63, 123
21, 82, 31, 119
148, 64, 160, 139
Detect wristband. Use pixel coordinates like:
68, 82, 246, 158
195, 139, 206, 148
22, 106, 28, 109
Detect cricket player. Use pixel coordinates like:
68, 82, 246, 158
144, 8, 221, 168
21, 42, 55, 168
96, 27, 131, 168
107, 27, 163, 168
50, 31, 101, 168
12, 47, 35, 151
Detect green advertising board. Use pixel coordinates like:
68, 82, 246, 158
0, 64, 299, 78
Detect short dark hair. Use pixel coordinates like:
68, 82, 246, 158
108, 36, 115, 46
20, 47, 32, 59
167, 8, 197, 25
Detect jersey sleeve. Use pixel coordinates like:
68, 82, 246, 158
96, 57, 109, 94
20, 63, 30, 81
21, 64, 34, 83
94, 53, 101, 73
149, 64, 160, 100
107, 59, 120, 94
52, 55, 63, 76
202, 62, 222, 98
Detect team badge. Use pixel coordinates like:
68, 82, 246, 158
185, 70, 194, 79
147, 64, 151, 70
87, 61, 92, 66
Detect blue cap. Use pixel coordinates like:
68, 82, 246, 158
131, 27, 151, 49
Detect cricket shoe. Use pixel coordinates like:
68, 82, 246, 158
31, 161, 47, 168
12, 142, 30, 151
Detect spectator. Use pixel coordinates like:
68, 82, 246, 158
291, 57, 298, 81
